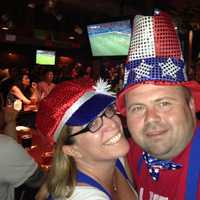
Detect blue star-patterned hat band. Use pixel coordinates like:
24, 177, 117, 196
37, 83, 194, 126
125, 57, 186, 86
117, 11, 200, 114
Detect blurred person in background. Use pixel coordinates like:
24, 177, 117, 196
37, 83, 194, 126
8, 72, 39, 108
0, 105, 45, 200
0, 67, 15, 107
37, 69, 56, 100
8, 72, 39, 128
83, 66, 93, 80
194, 59, 200, 82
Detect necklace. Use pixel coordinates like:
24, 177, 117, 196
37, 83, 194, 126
112, 174, 117, 192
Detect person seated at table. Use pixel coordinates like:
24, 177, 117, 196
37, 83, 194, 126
0, 106, 45, 200
0, 67, 16, 107
36, 78, 138, 200
37, 69, 56, 100
8, 72, 39, 110
7, 72, 40, 128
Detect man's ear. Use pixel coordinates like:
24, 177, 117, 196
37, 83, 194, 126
62, 145, 82, 158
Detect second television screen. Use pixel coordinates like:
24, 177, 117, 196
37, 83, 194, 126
36, 50, 56, 65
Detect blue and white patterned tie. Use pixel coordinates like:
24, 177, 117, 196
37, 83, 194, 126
142, 151, 182, 181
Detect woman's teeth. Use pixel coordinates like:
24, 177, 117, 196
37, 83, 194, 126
104, 133, 122, 145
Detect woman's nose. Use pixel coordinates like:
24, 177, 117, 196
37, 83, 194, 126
102, 115, 120, 130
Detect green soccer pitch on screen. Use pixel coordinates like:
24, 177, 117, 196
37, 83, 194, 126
87, 20, 131, 56
36, 50, 56, 65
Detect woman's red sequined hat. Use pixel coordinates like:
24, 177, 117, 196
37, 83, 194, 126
36, 78, 115, 143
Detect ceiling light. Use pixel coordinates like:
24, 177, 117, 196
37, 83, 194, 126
47, 0, 57, 8
154, 9, 160, 15
27, 3, 36, 8
74, 25, 83, 35
1, 27, 8, 30
1, 14, 9, 22
56, 14, 63, 21
68, 36, 75, 40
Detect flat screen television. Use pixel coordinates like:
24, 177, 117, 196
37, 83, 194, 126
87, 20, 131, 56
36, 50, 56, 65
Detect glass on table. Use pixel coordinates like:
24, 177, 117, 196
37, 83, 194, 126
16, 126, 36, 149
21, 134, 32, 148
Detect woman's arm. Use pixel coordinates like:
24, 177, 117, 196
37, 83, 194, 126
10, 85, 31, 104
30, 82, 40, 103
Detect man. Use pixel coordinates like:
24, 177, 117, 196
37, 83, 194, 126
0, 67, 15, 107
0, 106, 45, 200
116, 11, 200, 199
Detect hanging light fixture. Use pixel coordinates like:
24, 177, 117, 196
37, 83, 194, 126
74, 25, 83, 35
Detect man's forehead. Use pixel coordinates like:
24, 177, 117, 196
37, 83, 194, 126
125, 84, 185, 99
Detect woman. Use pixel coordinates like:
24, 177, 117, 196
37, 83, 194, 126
8, 72, 39, 110
36, 78, 137, 200
8, 72, 39, 128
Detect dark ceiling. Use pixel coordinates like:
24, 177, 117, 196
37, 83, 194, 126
0, 0, 200, 51
1, 0, 200, 32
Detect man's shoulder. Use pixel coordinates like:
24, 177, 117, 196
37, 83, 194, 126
0, 134, 14, 144
0, 134, 35, 163
0, 134, 25, 158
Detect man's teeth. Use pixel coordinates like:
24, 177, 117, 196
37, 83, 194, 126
104, 133, 122, 145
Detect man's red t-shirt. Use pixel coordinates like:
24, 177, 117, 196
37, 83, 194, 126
127, 137, 200, 199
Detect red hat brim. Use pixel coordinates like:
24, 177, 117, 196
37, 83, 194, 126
117, 80, 200, 116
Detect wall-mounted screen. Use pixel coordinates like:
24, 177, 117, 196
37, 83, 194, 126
87, 20, 131, 56
36, 50, 56, 65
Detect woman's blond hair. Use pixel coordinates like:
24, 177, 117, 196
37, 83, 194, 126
47, 125, 77, 198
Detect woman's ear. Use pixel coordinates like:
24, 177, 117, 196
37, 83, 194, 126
62, 145, 82, 158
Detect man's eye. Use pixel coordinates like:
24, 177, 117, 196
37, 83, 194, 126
157, 101, 173, 111
160, 101, 171, 107
130, 106, 145, 113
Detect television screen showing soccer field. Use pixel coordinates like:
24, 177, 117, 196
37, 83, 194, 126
36, 50, 56, 65
87, 20, 131, 56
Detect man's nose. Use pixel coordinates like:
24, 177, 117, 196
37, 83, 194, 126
144, 107, 161, 123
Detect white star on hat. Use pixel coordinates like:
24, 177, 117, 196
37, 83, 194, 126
159, 58, 180, 79
134, 60, 153, 81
